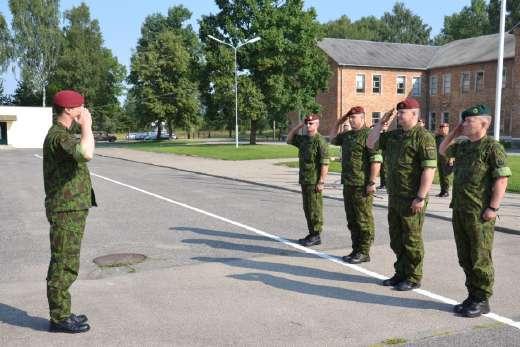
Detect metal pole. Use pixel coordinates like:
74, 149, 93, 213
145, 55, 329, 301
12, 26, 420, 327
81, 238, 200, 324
234, 47, 239, 148
494, 0, 506, 140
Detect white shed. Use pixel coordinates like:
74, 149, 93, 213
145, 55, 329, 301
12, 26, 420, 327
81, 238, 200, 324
0, 106, 52, 148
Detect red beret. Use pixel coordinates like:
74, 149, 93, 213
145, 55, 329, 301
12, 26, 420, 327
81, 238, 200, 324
396, 98, 420, 110
346, 106, 365, 116
304, 114, 320, 122
53, 90, 84, 108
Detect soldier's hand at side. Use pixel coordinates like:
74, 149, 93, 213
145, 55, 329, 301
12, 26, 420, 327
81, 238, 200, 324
366, 184, 376, 195
315, 182, 324, 193
482, 208, 497, 221
411, 198, 424, 214
448, 158, 454, 166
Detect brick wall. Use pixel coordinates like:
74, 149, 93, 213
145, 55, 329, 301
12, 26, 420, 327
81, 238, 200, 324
428, 59, 515, 136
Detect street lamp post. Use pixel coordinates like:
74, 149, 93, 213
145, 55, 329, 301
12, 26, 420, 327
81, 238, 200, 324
208, 34, 261, 148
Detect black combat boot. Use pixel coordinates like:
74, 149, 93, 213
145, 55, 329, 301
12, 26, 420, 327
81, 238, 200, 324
298, 234, 321, 247
395, 280, 421, 291
382, 274, 401, 287
341, 250, 356, 262
49, 316, 90, 333
462, 299, 490, 318
70, 313, 88, 324
346, 252, 370, 264
453, 296, 473, 314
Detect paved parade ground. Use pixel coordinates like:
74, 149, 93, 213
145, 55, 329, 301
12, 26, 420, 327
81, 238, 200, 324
1, 149, 520, 346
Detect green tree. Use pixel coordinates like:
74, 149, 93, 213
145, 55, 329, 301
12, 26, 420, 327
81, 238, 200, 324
0, 12, 12, 73
0, 82, 12, 105
48, 3, 126, 131
380, 2, 431, 44
488, 0, 520, 33
322, 15, 386, 41
129, 6, 201, 139
238, 75, 266, 144
9, 0, 62, 106
434, 0, 489, 45
12, 79, 42, 106
200, 0, 330, 144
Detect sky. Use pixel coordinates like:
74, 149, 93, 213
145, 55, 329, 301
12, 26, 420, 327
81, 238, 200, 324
0, 0, 472, 95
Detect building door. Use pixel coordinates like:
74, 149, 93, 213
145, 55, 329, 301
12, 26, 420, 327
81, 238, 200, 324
0, 122, 7, 145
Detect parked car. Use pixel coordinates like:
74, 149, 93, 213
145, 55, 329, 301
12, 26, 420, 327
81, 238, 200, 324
93, 131, 117, 142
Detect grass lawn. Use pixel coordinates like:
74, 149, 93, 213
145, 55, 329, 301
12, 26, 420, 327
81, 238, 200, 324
117, 141, 340, 161
278, 155, 520, 193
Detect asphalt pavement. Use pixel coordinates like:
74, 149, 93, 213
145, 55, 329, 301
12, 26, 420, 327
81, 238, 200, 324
1, 148, 520, 346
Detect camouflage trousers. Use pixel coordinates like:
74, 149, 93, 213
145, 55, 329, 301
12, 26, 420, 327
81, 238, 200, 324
388, 196, 426, 284
437, 160, 453, 193
452, 209, 495, 301
301, 184, 323, 235
343, 185, 375, 255
46, 210, 88, 322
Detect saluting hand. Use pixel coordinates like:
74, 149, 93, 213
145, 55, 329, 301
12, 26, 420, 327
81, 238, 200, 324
75, 108, 92, 129
411, 198, 424, 214
452, 122, 463, 138
381, 108, 396, 124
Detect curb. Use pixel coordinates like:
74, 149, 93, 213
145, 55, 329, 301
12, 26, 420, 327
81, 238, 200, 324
95, 153, 520, 236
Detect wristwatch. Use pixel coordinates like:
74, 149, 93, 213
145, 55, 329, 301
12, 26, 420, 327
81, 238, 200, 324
415, 196, 425, 202
488, 206, 499, 212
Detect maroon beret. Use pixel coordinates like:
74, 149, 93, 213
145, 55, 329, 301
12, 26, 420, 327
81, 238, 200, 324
304, 114, 320, 122
346, 106, 365, 116
396, 98, 420, 110
53, 90, 84, 108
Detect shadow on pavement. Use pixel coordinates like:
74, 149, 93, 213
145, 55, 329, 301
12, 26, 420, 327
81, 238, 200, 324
0, 303, 49, 332
173, 227, 275, 242
229, 272, 452, 312
182, 238, 315, 258
193, 256, 378, 285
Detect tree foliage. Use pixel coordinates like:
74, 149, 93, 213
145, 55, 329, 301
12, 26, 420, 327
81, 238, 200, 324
48, 3, 126, 131
0, 13, 12, 73
200, 0, 330, 144
128, 6, 201, 139
488, 0, 520, 33
9, 0, 62, 106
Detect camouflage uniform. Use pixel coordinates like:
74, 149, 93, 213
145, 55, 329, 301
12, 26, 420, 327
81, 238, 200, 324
446, 136, 511, 301
43, 123, 96, 323
332, 127, 382, 255
378, 125, 437, 284
290, 133, 330, 235
435, 134, 453, 193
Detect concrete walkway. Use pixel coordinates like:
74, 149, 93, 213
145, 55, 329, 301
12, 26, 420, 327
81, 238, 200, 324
96, 147, 519, 234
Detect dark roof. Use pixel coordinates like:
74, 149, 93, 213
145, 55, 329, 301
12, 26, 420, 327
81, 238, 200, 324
318, 38, 439, 70
428, 33, 515, 69
319, 33, 516, 70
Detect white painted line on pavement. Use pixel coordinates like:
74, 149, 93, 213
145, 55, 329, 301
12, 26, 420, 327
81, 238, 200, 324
32, 154, 520, 329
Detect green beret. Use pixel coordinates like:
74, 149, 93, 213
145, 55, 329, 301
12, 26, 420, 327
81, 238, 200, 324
461, 104, 491, 120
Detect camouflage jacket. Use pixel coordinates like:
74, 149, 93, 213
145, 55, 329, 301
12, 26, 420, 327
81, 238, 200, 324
377, 125, 437, 199
331, 127, 382, 186
446, 136, 511, 212
43, 123, 96, 213
435, 134, 450, 163
290, 133, 330, 185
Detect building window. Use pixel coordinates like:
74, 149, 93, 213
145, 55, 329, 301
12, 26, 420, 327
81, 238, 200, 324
442, 112, 450, 124
443, 74, 451, 95
412, 77, 421, 96
475, 71, 484, 92
356, 74, 365, 93
428, 112, 436, 131
372, 75, 381, 94
502, 68, 507, 88
396, 76, 406, 94
429, 75, 438, 96
372, 112, 381, 124
461, 72, 471, 93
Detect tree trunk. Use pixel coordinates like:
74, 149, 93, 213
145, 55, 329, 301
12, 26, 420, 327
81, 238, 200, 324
186, 128, 191, 139
208, 130, 211, 138
250, 119, 258, 145
156, 123, 162, 140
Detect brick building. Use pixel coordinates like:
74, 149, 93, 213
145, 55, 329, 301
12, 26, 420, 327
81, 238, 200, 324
303, 27, 520, 142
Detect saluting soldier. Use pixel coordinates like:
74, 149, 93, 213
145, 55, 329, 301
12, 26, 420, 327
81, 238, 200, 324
329, 106, 382, 264
439, 105, 511, 318
43, 90, 96, 333
367, 98, 437, 291
435, 123, 454, 197
287, 114, 330, 247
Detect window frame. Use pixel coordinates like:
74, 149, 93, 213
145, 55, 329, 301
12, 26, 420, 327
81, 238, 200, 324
461, 71, 471, 94
412, 76, 421, 96
428, 112, 436, 131
372, 74, 382, 94
372, 112, 381, 124
429, 75, 438, 96
442, 73, 451, 95
396, 75, 406, 95
475, 70, 485, 92
356, 74, 366, 94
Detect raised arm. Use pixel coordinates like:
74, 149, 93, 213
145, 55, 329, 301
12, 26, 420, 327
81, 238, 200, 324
287, 122, 305, 144
367, 108, 395, 149
328, 114, 348, 141
439, 122, 463, 157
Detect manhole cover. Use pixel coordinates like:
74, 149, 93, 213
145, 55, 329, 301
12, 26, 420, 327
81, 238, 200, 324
93, 253, 146, 267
